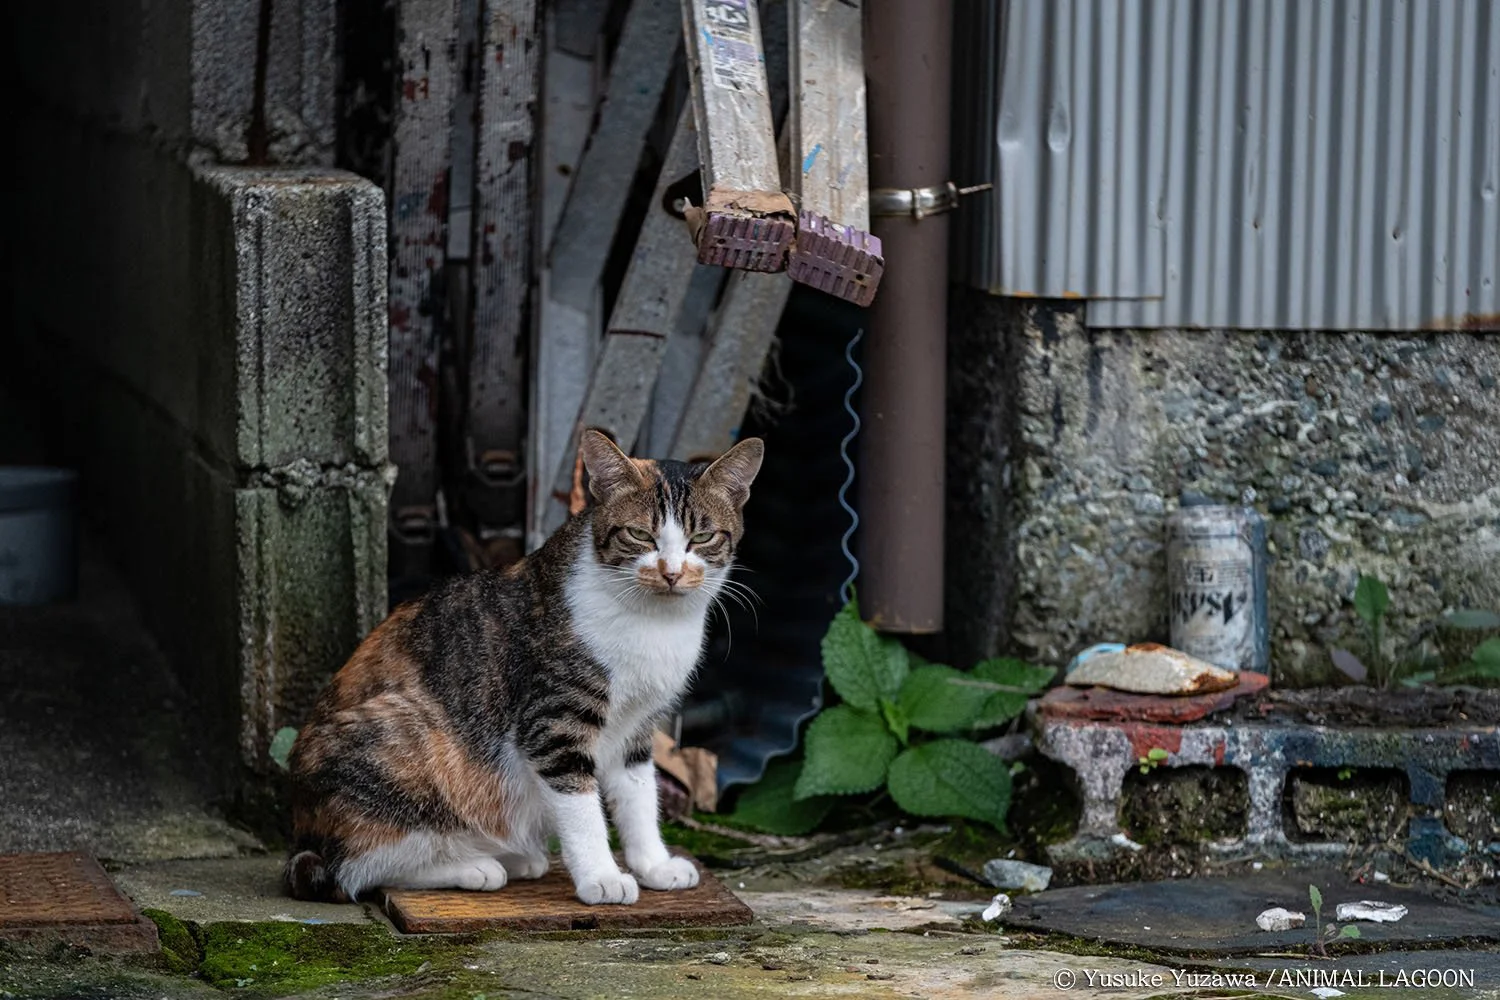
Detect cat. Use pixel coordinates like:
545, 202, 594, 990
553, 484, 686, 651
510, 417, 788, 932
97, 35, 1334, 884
283, 429, 763, 905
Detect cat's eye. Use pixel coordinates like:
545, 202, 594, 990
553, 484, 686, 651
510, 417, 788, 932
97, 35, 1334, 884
689, 531, 716, 545
626, 527, 655, 544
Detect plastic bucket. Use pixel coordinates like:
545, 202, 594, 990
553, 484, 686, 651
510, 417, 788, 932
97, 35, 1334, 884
0, 467, 79, 605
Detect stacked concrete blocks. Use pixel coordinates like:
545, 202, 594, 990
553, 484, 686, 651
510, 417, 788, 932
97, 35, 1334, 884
1037, 715, 1499, 867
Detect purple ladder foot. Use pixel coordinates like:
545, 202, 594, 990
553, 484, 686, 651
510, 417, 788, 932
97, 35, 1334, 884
787, 212, 885, 306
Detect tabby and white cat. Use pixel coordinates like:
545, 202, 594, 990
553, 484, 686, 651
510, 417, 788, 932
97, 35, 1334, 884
284, 430, 762, 905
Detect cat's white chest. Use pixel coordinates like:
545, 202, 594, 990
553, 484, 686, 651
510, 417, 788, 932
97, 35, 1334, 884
564, 548, 710, 713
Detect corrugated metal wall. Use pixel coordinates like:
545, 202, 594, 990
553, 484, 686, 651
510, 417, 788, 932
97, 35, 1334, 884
956, 0, 1500, 331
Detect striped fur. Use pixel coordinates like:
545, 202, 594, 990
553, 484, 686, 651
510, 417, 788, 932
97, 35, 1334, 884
284, 431, 762, 904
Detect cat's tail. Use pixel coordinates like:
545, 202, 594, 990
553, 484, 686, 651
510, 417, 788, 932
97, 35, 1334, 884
284, 848, 350, 903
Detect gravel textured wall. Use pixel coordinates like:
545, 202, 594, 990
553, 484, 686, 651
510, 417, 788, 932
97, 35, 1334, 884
948, 291, 1500, 685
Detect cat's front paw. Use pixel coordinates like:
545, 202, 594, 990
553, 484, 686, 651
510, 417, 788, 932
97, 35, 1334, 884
456, 857, 508, 892
574, 870, 639, 905
636, 856, 700, 891
498, 851, 550, 880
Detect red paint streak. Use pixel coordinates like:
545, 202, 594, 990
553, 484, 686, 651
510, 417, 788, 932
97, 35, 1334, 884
389, 304, 412, 331
427, 171, 448, 218
1213, 739, 1226, 766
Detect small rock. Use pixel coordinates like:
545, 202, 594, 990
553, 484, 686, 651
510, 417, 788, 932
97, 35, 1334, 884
1065, 643, 1238, 695
867, 971, 895, 981
686, 973, 702, 980
1372, 870, 1389, 882
169, 889, 202, 897
980, 859, 1053, 893
1109, 832, 1145, 852
957, 946, 986, 956
704, 952, 731, 965
1255, 907, 1307, 932
1310, 458, 1340, 476
981, 893, 1013, 922
1310, 988, 1347, 999
786, 973, 812, 981
1335, 900, 1408, 923
1370, 400, 1393, 423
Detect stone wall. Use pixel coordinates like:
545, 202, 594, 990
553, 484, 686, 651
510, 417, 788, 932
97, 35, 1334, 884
10, 0, 388, 785
948, 291, 1500, 686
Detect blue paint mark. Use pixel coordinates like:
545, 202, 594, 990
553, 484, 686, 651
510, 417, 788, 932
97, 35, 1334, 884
701, 27, 713, 48
802, 144, 823, 175
169, 889, 202, 897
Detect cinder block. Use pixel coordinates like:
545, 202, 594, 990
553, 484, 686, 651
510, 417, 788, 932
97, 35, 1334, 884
194, 166, 389, 470
15, 0, 335, 165
191, 0, 338, 163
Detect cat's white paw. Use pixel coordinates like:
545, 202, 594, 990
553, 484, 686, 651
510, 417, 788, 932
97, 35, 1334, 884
456, 857, 508, 892
574, 870, 639, 905
636, 856, 700, 891
498, 851, 550, 880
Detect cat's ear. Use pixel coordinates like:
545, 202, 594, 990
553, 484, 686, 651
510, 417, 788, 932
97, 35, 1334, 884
580, 429, 646, 503
699, 437, 764, 508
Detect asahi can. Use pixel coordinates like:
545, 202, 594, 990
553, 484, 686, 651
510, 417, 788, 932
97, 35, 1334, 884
1167, 501, 1269, 674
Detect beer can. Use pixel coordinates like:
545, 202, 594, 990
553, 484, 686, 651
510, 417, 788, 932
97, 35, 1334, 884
1167, 502, 1269, 674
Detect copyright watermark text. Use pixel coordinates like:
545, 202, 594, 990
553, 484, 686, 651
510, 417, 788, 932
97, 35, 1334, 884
1051, 966, 1479, 991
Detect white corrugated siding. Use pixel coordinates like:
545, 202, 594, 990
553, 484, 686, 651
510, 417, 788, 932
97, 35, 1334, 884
959, 0, 1500, 331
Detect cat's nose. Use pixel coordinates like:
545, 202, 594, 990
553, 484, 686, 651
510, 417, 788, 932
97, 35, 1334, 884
658, 561, 682, 587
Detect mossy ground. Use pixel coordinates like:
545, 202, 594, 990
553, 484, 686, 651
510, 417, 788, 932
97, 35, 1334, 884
195, 921, 455, 993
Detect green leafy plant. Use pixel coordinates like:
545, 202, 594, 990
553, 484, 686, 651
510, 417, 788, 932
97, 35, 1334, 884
1137, 747, 1169, 774
727, 598, 1054, 833
1330, 573, 1499, 690
1308, 884, 1360, 957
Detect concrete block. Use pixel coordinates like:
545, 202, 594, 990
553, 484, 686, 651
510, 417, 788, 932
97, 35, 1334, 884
16, 0, 334, 165
195, 166, 389, 470
69, 373, 389, 780
949, 291, 1500, 685
192, 0, 338, 163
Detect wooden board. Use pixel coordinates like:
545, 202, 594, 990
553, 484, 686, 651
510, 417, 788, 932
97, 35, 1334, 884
381, 851, 752, 933
465, 0, 540, 533
387, 0, 462, 555
0, 852, 158, 953
680, 0, 795, 271
670, 269, 791, 461
786, 0, 881, 304
539, 107, 704, 534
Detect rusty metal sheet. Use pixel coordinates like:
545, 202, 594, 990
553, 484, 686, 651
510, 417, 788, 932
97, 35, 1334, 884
382, 852, 752, 933
0, 853, 159, 953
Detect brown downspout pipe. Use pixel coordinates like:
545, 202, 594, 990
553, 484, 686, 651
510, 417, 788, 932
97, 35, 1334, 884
860, 0, 952, 633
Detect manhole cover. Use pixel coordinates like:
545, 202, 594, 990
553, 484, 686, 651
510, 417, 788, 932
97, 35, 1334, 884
383, 851, 753, 933
0, 852, 158, 952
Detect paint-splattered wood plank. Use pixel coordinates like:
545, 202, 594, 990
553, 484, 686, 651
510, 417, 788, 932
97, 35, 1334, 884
387, 0, 462, 547
786, 0, 882, 305
465, 0, 539, 532
381, 852, 752, 933
680, 0, 795, 271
